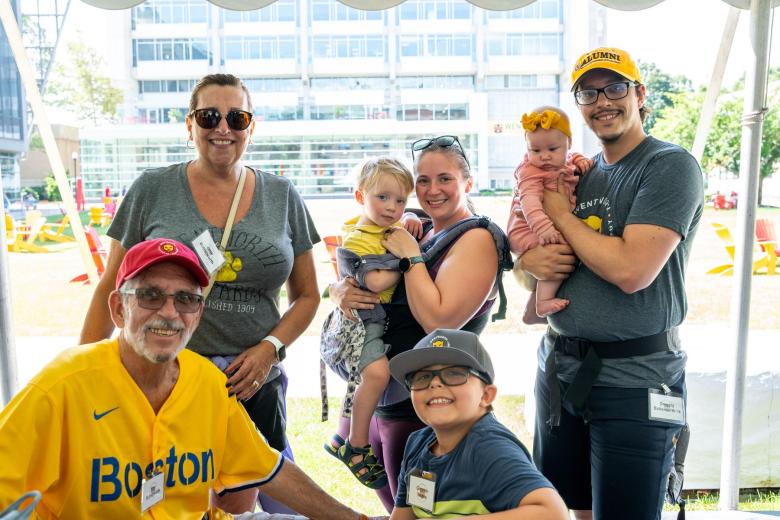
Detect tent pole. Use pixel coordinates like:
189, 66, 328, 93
0, 173, 18, 406
691, 6, 740, 164
718, 0, 772, 510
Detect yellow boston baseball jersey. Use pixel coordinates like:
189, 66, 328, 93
0, 338, 282, 519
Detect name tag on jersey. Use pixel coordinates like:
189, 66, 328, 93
192, 229, 226, 276
648, 388, 685, 425
407, 469, 436, 514
141, 472, 164, 513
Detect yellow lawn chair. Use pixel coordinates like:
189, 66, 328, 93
4, 213, 18, 252
41, 214, 74, 242
12, 214, 48, 253
706, 222, 775, 275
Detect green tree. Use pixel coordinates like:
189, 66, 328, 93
45, 38, 123, 124
638, 61, 693, 133
43, 171, 62, 201
653, 87, 780, 206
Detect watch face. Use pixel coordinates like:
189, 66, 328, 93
399, 258, 410, 272
277, 346, 286, 362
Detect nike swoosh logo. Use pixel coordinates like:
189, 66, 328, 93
93, 407, 119, 420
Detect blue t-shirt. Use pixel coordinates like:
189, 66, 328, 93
395, 413, 552, 517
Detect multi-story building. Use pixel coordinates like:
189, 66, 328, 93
80, 0, 605, 200
0, 0, 26, 202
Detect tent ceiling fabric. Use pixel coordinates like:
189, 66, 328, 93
77, 0, 775, 12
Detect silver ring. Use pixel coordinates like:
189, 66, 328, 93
251, 380, 260, 389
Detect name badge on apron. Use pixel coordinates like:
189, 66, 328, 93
141, 471, 164, 513
192, 229, 226, 276
407, 468, 436, 514
648, 388, 685, 425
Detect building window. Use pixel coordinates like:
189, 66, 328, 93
486, 0, 560, 19
312, 36, 385, 58
254, 105, 303, 121
396, 103, 467, 120
243, 78, 301, 92
397, 75, 473, 89
484, 74, 557, 90
137, 107, 189, 124
132, 0, 208, 25
311, 105, 390, 120
139, 79, 198, 94
222, 0, 295, 23
486, 33, 560, 57
223, 36, 297, 60
134, 39, 209, 61
399, 34, 471, 57
310, 77, 389, 90
399, 0, 471, 20
311, 0, 382, 22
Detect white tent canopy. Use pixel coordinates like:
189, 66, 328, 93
0, 0, 776, 511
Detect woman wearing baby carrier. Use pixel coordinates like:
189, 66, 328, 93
329, 135, 509, 511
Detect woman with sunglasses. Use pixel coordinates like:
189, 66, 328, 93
329, 135, 502, 511
79, 74, 320, 515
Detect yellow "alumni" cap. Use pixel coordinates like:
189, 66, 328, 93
570, 47, 641, 91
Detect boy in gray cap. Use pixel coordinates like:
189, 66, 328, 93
388, 329, 567, 519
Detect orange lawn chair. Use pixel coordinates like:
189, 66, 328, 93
70, 227, 107, 283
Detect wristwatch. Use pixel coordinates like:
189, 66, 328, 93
263, 335, 286, 363
398, 255, 425, 273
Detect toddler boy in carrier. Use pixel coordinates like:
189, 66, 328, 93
387, 329, 568, 518
323, 157, 419, 489
507, 107, 592, 323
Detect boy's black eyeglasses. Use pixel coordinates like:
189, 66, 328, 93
405, 365, 486, 391
120, 288, 204, 313
411, 135, 470, 167
190, 108, 254, 131
574, 81, 636, 106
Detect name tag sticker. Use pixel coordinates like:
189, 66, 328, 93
141, 471, 164, 512
192, 230, 225, 276
407, 468, 436, 513
648, 388, 685, 425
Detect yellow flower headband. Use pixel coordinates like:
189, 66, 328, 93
521, 110, 571, 138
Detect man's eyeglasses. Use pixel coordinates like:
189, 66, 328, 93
411, 135, 470, 167
574, 81, 636, 106
405, 365, 486, 391
190, 108, 254, 131
120, 288, 204, 313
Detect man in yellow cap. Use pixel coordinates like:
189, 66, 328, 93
517, 47, 704, 520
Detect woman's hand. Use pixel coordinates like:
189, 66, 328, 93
381, 228, 422, 258
517, 243, 577, 281
225, 342, 277, 401
330, 277, 380, 318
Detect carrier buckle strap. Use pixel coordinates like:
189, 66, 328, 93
548, 328, 677, 413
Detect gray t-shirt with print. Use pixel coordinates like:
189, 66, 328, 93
541, 136, 704, 388
109, 162, 320, 367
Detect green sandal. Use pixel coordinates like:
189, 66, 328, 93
323, 434, 345, 459
336, 440, 388, 489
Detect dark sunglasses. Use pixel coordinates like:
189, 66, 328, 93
121, 287, 204, 314
190, 108, 254, 131
404, 365, 486, 391
574, 81, 636, 106
411, 135, 470, 167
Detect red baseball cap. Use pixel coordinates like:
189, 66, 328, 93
116, 238, 209, 289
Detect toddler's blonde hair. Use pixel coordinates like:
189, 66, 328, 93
356, 157, 414, 195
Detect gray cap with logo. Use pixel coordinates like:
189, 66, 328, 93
389, 328, 495, 386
